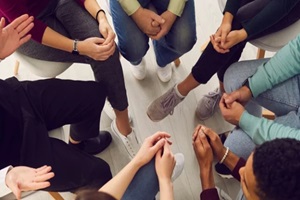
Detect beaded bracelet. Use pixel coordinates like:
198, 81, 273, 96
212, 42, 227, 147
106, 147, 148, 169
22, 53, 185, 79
95, 9, 106, 23
219, 147, 229, 164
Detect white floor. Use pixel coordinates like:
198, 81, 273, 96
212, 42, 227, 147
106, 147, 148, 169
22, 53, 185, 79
0, 0, 275, 199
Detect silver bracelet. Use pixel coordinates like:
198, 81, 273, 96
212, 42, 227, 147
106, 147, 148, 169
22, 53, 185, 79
219, 147, 229, 164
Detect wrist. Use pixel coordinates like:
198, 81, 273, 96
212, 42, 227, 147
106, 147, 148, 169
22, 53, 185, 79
96, 9, 106, 24
200, 167, 215, 190
222, 12, 233, 24
237, 28, 248, 42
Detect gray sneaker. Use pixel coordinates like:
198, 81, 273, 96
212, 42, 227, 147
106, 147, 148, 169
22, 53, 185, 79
196, 88, 222, 120
147, 85, 184, 122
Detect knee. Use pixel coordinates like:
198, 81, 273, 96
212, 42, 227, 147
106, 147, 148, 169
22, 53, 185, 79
90, 160, 112, 188
118, 34, 149, 63
223, 62, 247, 93
170, 29, 197, 55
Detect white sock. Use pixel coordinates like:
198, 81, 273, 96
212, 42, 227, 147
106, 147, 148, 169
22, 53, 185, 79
174, 84, 185, 98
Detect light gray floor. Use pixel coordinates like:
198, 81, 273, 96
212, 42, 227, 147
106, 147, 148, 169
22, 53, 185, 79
0, 0, 275, 199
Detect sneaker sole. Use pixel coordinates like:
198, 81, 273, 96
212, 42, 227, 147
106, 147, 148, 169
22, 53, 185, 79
216, 173, 234, 179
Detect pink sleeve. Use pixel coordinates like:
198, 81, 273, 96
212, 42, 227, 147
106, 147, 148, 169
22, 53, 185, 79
0, 1, 47, 43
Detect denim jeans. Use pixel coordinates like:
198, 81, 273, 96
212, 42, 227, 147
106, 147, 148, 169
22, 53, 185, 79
122, 159, 159, 200
110, 0, 197, 67
223, 59, 300, 159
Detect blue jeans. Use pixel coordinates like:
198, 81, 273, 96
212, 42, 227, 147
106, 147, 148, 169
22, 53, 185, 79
110, 0, 196, 67
223, 59, 300, 159
122, 159, 159, 200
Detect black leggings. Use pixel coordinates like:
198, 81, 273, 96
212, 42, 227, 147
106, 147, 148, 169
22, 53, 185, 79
191, 0, 300, 84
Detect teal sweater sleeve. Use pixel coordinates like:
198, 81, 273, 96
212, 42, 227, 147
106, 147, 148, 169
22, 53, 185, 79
239, 111, 300, 144
249, 34, 300, 97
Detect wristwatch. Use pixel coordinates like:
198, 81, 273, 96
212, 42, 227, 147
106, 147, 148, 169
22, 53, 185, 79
72, 39, 79, 55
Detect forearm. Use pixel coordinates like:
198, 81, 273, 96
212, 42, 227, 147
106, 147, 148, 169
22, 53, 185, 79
222, 151, 240, 172
222, 12, 234, 25
223, 0, 241, 16
158, 179, 174, 200
239, 111, 300, 144
200, 167, 215, 190
99, 159, 142, 200
41, 27, 73, 53
83, 0, 104, 22
249, 35, 300, 97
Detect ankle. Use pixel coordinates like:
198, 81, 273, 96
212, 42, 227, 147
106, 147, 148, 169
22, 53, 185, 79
116, 120, 132, 136
176, 83, 187, 97
69, 136, 80, 144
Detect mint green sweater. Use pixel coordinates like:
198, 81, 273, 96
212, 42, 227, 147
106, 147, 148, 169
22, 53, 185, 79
239, 34, 300, 144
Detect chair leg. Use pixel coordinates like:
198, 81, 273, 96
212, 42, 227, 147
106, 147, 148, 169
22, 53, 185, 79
200, 40, 210, 52
48, 192, 64, 200
256, 48, 266, 59
174, 58, 181, 67
14, 60, 20, 76
262, 109, 275, 120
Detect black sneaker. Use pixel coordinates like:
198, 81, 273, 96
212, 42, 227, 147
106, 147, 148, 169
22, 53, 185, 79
214, 163, 233, 179
69, 131, 112, 155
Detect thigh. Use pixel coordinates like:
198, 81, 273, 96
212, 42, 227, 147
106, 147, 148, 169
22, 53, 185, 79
162, 0, 196, 53
110, 0, 149, 61
45, 138, 112, 192
256, 75, 300, 116
224, 128, 256, 160
17, 15, 87, 63
21, 79, 106, 130
224, 58, 269, 93
122, 159, 159, 200
55, 0, 102, 39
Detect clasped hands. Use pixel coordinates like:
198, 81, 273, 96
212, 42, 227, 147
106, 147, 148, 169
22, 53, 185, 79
219, 85, 252, 125
131, 7, 177, 40
210, 22, 248, 54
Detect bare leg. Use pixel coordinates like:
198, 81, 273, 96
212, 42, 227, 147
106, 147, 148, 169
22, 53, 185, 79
219, 81, 225, 93
114, 108, 132, 136
177, 73, 200, 96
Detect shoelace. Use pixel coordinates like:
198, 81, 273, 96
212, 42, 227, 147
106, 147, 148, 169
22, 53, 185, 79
161, 91, 179, 115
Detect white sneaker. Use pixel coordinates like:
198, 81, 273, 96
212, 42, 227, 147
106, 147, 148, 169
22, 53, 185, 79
103, 100, 132, 122
111, 119, 140, 159
156, 64, 172, 82
172, 153, 185, 181
130, 60, 146, 80
216, 187, 232, 200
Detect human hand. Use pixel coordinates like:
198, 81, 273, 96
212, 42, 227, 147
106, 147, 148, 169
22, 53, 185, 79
0, 14, 34, 59
98, 15, 116, 47
150, 11, 176, 40
192, 125, 213, 170
5, 165, 54, 200
155, 140, 176, 182
219, 95, 245, 125
133, 132, 172, 168
215, 22, 231, 47
223, 86, 252, 105
210, 34, 229, 54
78, 37, 115, 61
219, 29, 248, 50
198, 125, 227, 162
131, 7, 165, 36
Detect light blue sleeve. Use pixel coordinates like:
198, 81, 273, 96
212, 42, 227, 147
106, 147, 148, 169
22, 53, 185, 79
249, 34, 300, 97
239, 111, 300, 144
